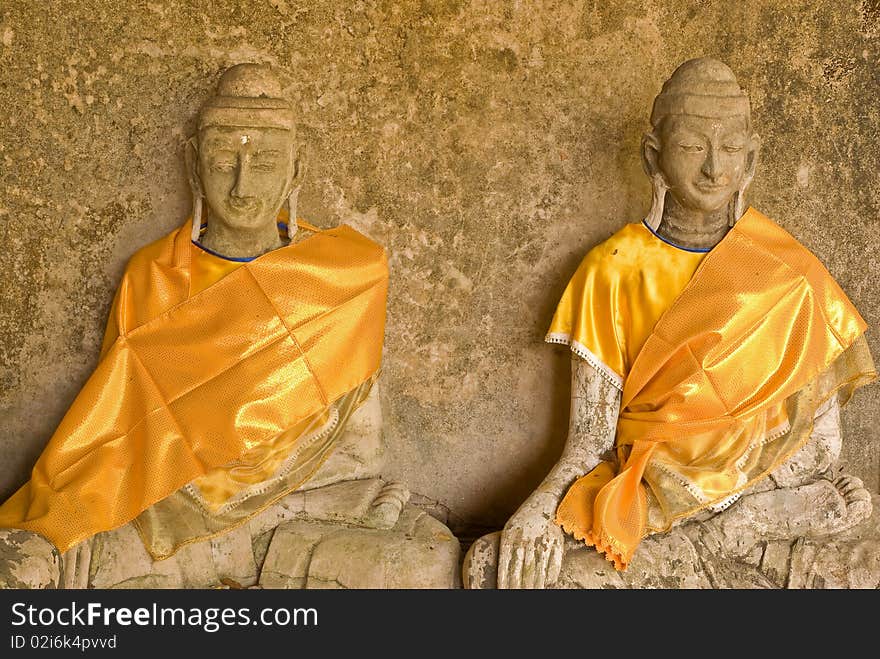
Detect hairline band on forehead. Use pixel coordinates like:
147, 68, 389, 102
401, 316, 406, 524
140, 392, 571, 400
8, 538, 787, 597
651, 94, 751, 126
198, 94, 295, 131
198, 108, 295, 131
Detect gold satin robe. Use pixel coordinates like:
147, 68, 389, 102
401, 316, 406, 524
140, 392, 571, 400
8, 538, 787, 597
0, 217, 388, 559
548, 208, 876, 569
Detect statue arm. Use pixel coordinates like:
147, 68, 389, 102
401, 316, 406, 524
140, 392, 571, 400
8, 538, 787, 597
535, 357, 621, 498
497, 357, 621, 588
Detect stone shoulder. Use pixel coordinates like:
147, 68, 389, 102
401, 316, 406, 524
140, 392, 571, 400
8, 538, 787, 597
572, 222, 652, 284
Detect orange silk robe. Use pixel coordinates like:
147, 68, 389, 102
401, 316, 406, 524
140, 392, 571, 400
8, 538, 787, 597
0, 218, 388, 554
548, 208, 876, 569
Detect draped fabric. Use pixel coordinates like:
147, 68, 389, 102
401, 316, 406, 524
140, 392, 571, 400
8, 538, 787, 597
134, 376, 377, 560
550, 208, 876, 570
546, 221, 707, 389
0, 217, 388, 554
180, 221, 335, 511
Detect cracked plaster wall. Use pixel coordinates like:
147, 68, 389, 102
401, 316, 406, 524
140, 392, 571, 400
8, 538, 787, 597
1, 0, 878, 532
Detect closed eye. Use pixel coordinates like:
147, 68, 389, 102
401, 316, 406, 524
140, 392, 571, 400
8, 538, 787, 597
678, 143, 704, 153
210, 161, 236, 172
723, 145, 744, 153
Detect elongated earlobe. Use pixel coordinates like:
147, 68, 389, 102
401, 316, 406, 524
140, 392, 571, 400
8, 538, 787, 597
285, 150, 304, 240
730, 135, 760, 226
191, 197, 203, 241
185, 137, 204, 241
641, 132, 667, 230
646, 174, 668, 231
729, 190, 744, 226
287, 187, 300, 239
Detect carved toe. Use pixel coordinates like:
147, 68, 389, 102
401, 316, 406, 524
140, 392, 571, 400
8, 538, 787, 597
817, 474, 874, 535
362, 481, 411, 529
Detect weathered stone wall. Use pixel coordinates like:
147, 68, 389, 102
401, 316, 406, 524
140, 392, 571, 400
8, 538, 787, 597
1, 0, 878, 532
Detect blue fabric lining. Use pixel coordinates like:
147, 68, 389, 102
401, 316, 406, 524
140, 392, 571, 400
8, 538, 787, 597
191, 240, 256, 262
191, 222, 289, 262
641, 219, 713, 253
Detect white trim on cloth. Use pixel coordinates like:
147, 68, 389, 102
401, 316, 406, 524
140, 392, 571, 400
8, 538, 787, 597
546, 332, 624, 391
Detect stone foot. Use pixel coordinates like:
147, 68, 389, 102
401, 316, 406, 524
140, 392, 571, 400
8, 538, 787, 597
260, 503, 460, 588
259, 478, 410, 532
0, 529, 61, 589
362, 481, 410, 530
719, 475, 873, 542
788, 493, 880, 588
818, 475, 873, 537
795, 475, 872, 538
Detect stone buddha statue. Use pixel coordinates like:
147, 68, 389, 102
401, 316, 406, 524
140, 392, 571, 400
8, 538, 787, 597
465, 58, 879, 589
0, 63, 460, 589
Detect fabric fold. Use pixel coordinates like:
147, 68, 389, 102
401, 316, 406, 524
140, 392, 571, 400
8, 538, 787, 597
0, 218, 388, 554
552, 208, 876, 570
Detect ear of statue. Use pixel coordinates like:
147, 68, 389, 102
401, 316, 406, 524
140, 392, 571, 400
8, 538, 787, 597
185, 137, 204, 241
641, 132, 667, 231
745, 133, 761, 182
285, 145, 304, 240
730, 133, 761, 226
640, 131, 661, 178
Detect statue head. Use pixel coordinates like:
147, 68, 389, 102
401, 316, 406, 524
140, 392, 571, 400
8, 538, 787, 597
641, 58, 760, 229
187, 63, 302, 242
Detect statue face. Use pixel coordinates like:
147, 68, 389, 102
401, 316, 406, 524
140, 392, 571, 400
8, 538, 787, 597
657, 114, 754, 213
197, 125, 294, 232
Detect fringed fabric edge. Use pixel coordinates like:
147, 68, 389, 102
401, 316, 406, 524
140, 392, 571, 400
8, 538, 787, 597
555, 515, 631, 572
545, 332, 624, 391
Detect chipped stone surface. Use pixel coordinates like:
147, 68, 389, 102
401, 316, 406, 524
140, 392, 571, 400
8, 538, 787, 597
0, 529, 60, 589
52, 478, 460, 588
0, 1, 878, 534
260, 507, 461, 589
464, 492, 880, 589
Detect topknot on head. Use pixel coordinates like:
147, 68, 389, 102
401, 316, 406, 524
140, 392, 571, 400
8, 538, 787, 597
198, 63, 294, 131
660, 58, 742, 96
651, 57, 750, 127
215, 63, 284, 99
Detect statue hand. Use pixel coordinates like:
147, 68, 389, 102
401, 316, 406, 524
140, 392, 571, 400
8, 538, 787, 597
497, 491, 564, 589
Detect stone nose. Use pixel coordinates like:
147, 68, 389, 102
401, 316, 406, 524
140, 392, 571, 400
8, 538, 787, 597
700, 147, 728, 183
230, 154, 258, 199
